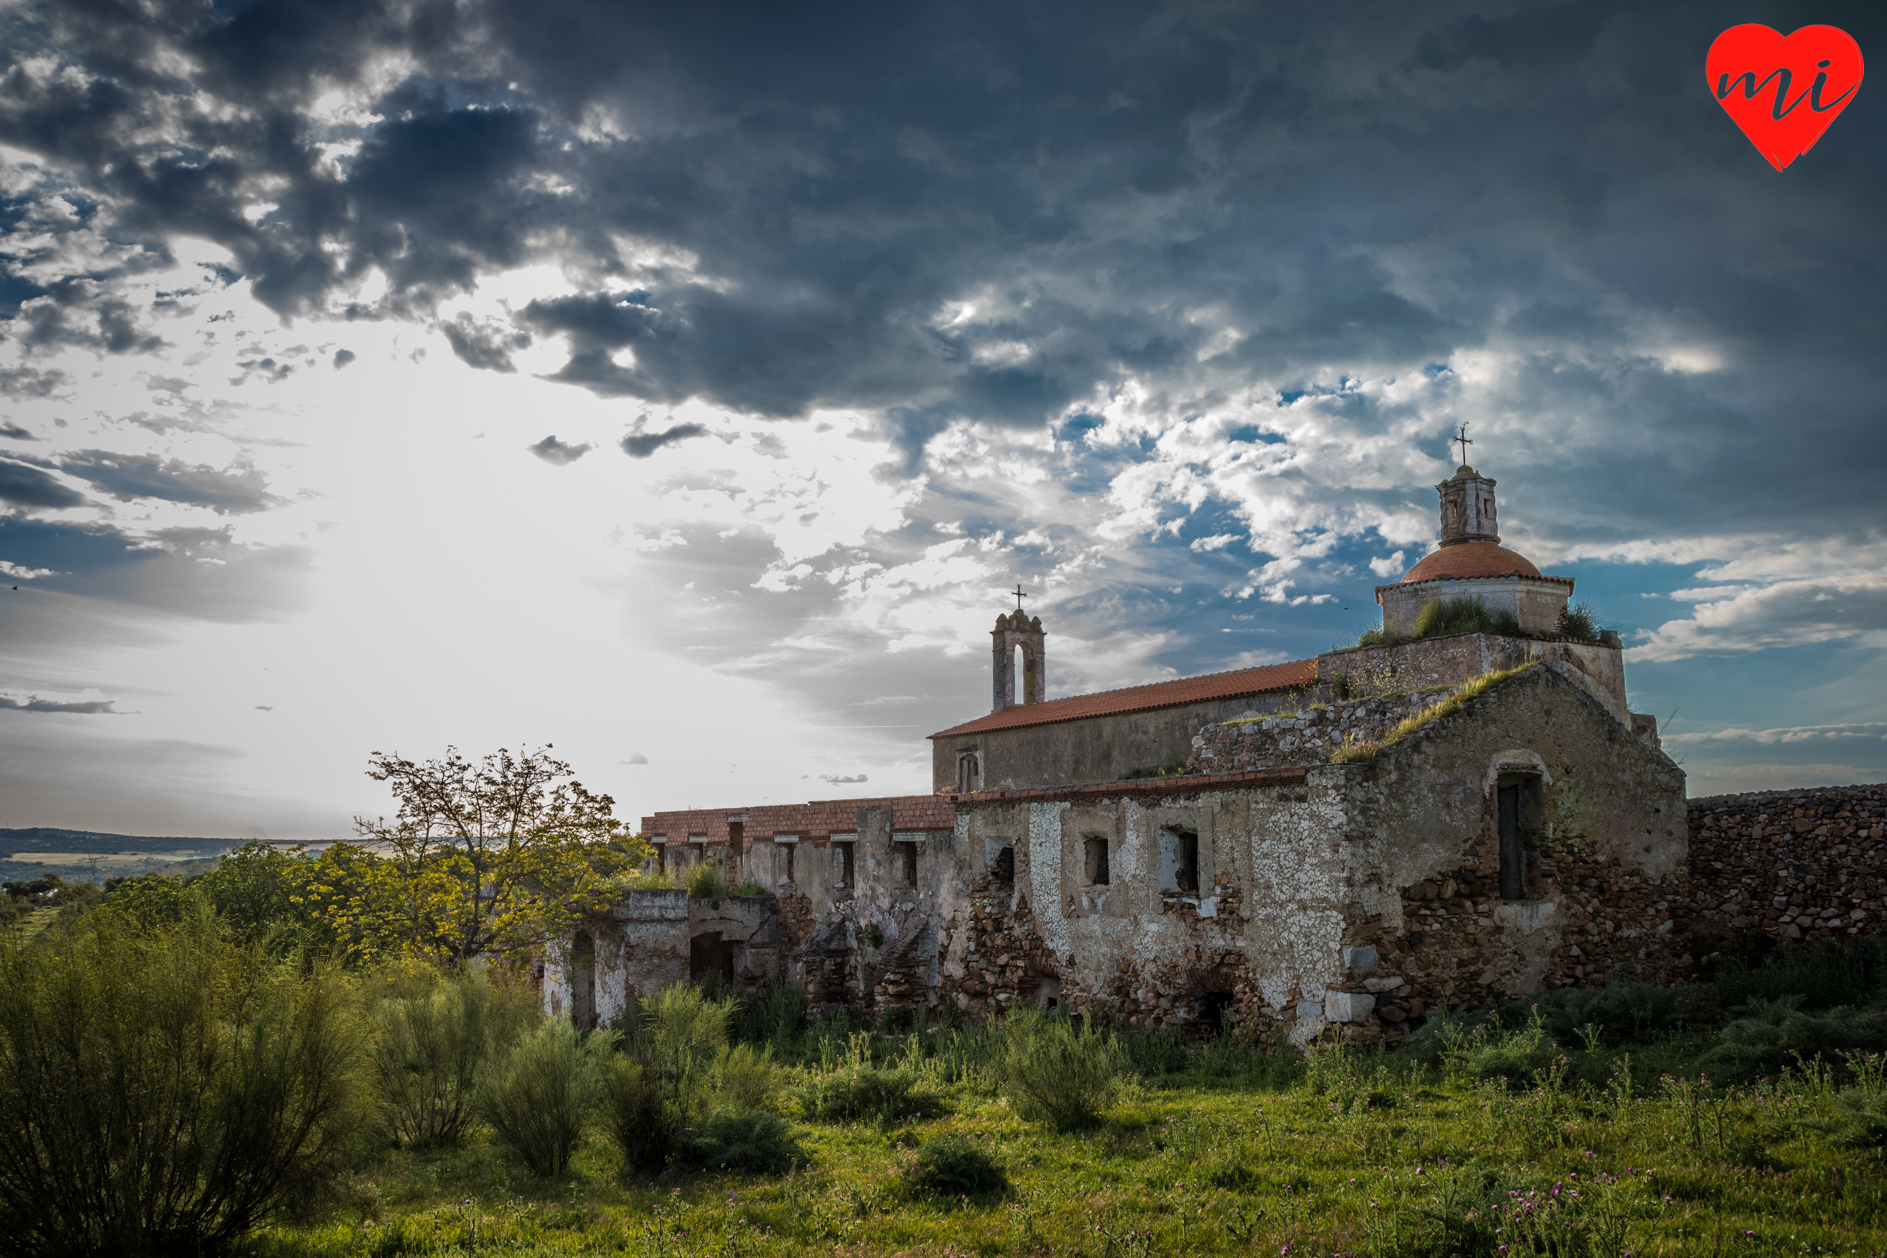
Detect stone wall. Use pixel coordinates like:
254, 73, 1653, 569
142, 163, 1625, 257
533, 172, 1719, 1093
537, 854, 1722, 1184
1330, 665, 1689, 1043
1318, 633, 1631, 723
1686, 784, 1887, 943
1188, 689, 1452, 775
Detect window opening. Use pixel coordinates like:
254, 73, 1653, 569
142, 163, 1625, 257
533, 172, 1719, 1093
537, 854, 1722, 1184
1498, 782, 1528, 900
893, 840, 918, 889
571, 930, 596, 1030
957, 752, 978, 794
1161, 826, 1199, 894
837, 841, 855, 888
1202, 990, 1233, 1034
991, 845, 1015, 884
783, 843, 795, 883
1083, 835, 1110, 886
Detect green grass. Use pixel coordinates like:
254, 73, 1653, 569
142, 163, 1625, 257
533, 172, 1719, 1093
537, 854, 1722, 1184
252, 1026, 1887, 1257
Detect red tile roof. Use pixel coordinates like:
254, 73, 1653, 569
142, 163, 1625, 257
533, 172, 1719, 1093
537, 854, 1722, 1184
1397, 542, 1571, 585
928, 657, 1318, 739
640, 794, 954, 842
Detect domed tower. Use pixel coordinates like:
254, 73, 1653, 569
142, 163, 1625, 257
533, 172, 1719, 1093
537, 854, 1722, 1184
1376, 461, 1574, 637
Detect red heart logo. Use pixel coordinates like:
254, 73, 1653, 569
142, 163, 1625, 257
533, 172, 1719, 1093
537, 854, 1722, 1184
1707, 25, 1864, 171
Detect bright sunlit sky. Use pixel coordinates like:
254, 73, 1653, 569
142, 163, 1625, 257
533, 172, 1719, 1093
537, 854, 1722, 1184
2, 1, 1884, 839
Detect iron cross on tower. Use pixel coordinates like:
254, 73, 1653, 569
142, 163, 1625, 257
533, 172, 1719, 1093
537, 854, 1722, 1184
1455, 423, 1473, 466
1011, 584, 1029, 611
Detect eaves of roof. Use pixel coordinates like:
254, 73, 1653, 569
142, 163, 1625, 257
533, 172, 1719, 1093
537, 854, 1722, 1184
928, 657, 1318, 740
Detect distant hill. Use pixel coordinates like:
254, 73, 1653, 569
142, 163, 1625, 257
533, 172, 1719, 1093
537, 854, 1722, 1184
0, 828, 251, 858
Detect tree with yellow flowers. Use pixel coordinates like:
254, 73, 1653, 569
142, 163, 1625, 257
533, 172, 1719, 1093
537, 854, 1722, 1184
300, 746, 645, 966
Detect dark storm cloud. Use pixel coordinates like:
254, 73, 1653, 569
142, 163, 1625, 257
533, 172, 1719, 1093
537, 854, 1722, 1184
0, 694, 119, 714
528, 434, 590, 464
0, 516, 312, 626
0, 458, 83, 508
57, 451, 277, 514
0, 367, 69, 398
0, 423, 36, 440
0, 0, 1882, 545
442, 313, 529, 372
621, 423, 708, 459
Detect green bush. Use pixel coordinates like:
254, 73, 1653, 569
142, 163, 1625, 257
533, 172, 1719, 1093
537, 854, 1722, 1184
683, 863, 730, 899
1412, 595, 1524, 640
369, 973, 538, 1148
900, 1134, 1007, 1200
474, 1021, 613, 1176
601, 1058, 675, 1175
1119, 1025, 1188, 1077
1700, 1000, 1887, 1081
1497, 981, 1717, 1048
715, 1042, 779, 1112
995, 1011, 1123, 1131
602, 983, 736, 1175
1712, 937, 1887, 1010
0, 912, 367, 1258
671, 1108, 808, 1175
1556, 601, 1600, 642
796, 1063, 940, 1122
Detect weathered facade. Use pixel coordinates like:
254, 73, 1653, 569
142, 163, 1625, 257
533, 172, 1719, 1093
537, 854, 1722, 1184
548, 459, 1709, 1045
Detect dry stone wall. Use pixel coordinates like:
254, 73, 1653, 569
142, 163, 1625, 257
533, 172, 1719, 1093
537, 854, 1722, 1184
1687, 784, 1887, 944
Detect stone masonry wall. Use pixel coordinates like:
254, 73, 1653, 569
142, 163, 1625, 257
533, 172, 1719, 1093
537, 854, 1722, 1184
1686, 784, 1887, 944
1188, 689, 1454, 775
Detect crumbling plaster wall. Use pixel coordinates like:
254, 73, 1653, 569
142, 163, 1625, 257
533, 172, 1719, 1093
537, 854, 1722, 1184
1335, 666, 1687, 1039
541, 890, 784, 1026
757, 804, 970, 1011
949, 775, 1356, 1047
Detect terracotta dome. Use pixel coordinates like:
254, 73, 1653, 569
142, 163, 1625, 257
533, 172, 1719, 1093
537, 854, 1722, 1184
1402, 543, 1544, 584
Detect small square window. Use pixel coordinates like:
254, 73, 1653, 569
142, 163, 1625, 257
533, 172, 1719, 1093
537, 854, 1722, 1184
893, 840, 918, 889
1083, 835, 1110, 886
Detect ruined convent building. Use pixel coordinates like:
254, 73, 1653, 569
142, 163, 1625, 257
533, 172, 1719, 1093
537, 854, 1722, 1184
546, 462, 1688, 1045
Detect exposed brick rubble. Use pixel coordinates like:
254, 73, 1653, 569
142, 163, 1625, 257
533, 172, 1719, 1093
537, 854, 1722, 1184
1187, 687, 1462, 774
1687, 784, 1887, 944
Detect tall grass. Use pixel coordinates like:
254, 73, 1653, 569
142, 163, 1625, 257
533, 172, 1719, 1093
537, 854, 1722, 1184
0, 910, 367, 1258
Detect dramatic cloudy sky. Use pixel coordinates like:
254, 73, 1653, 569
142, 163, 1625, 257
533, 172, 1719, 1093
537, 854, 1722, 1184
2, 0, 1883, 838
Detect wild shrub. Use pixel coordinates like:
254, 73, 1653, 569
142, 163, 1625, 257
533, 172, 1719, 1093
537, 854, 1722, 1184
368, 972, 538, 1148
0, 911, 368, 1258
715, 1042, 780, 1112
1556, 601, 1600, 641
474, 1020, 613, 1177
995, 1010, 1123, 1131
1499, 981, 1716, 1048
1412, 594, 1525, 640
1438, 1012, 1562, 1087
1713, 937, 1887, 1010
1119, 1025, 1188, 1077
670, 1109, 807, 1175
796, 1062, 939, 1122
900, 1134, 1007, 1200
683, 863, 730, 899
1700, 1000, 1887, 1081
601, 983, 735, 1174
615, 869, 678, 891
